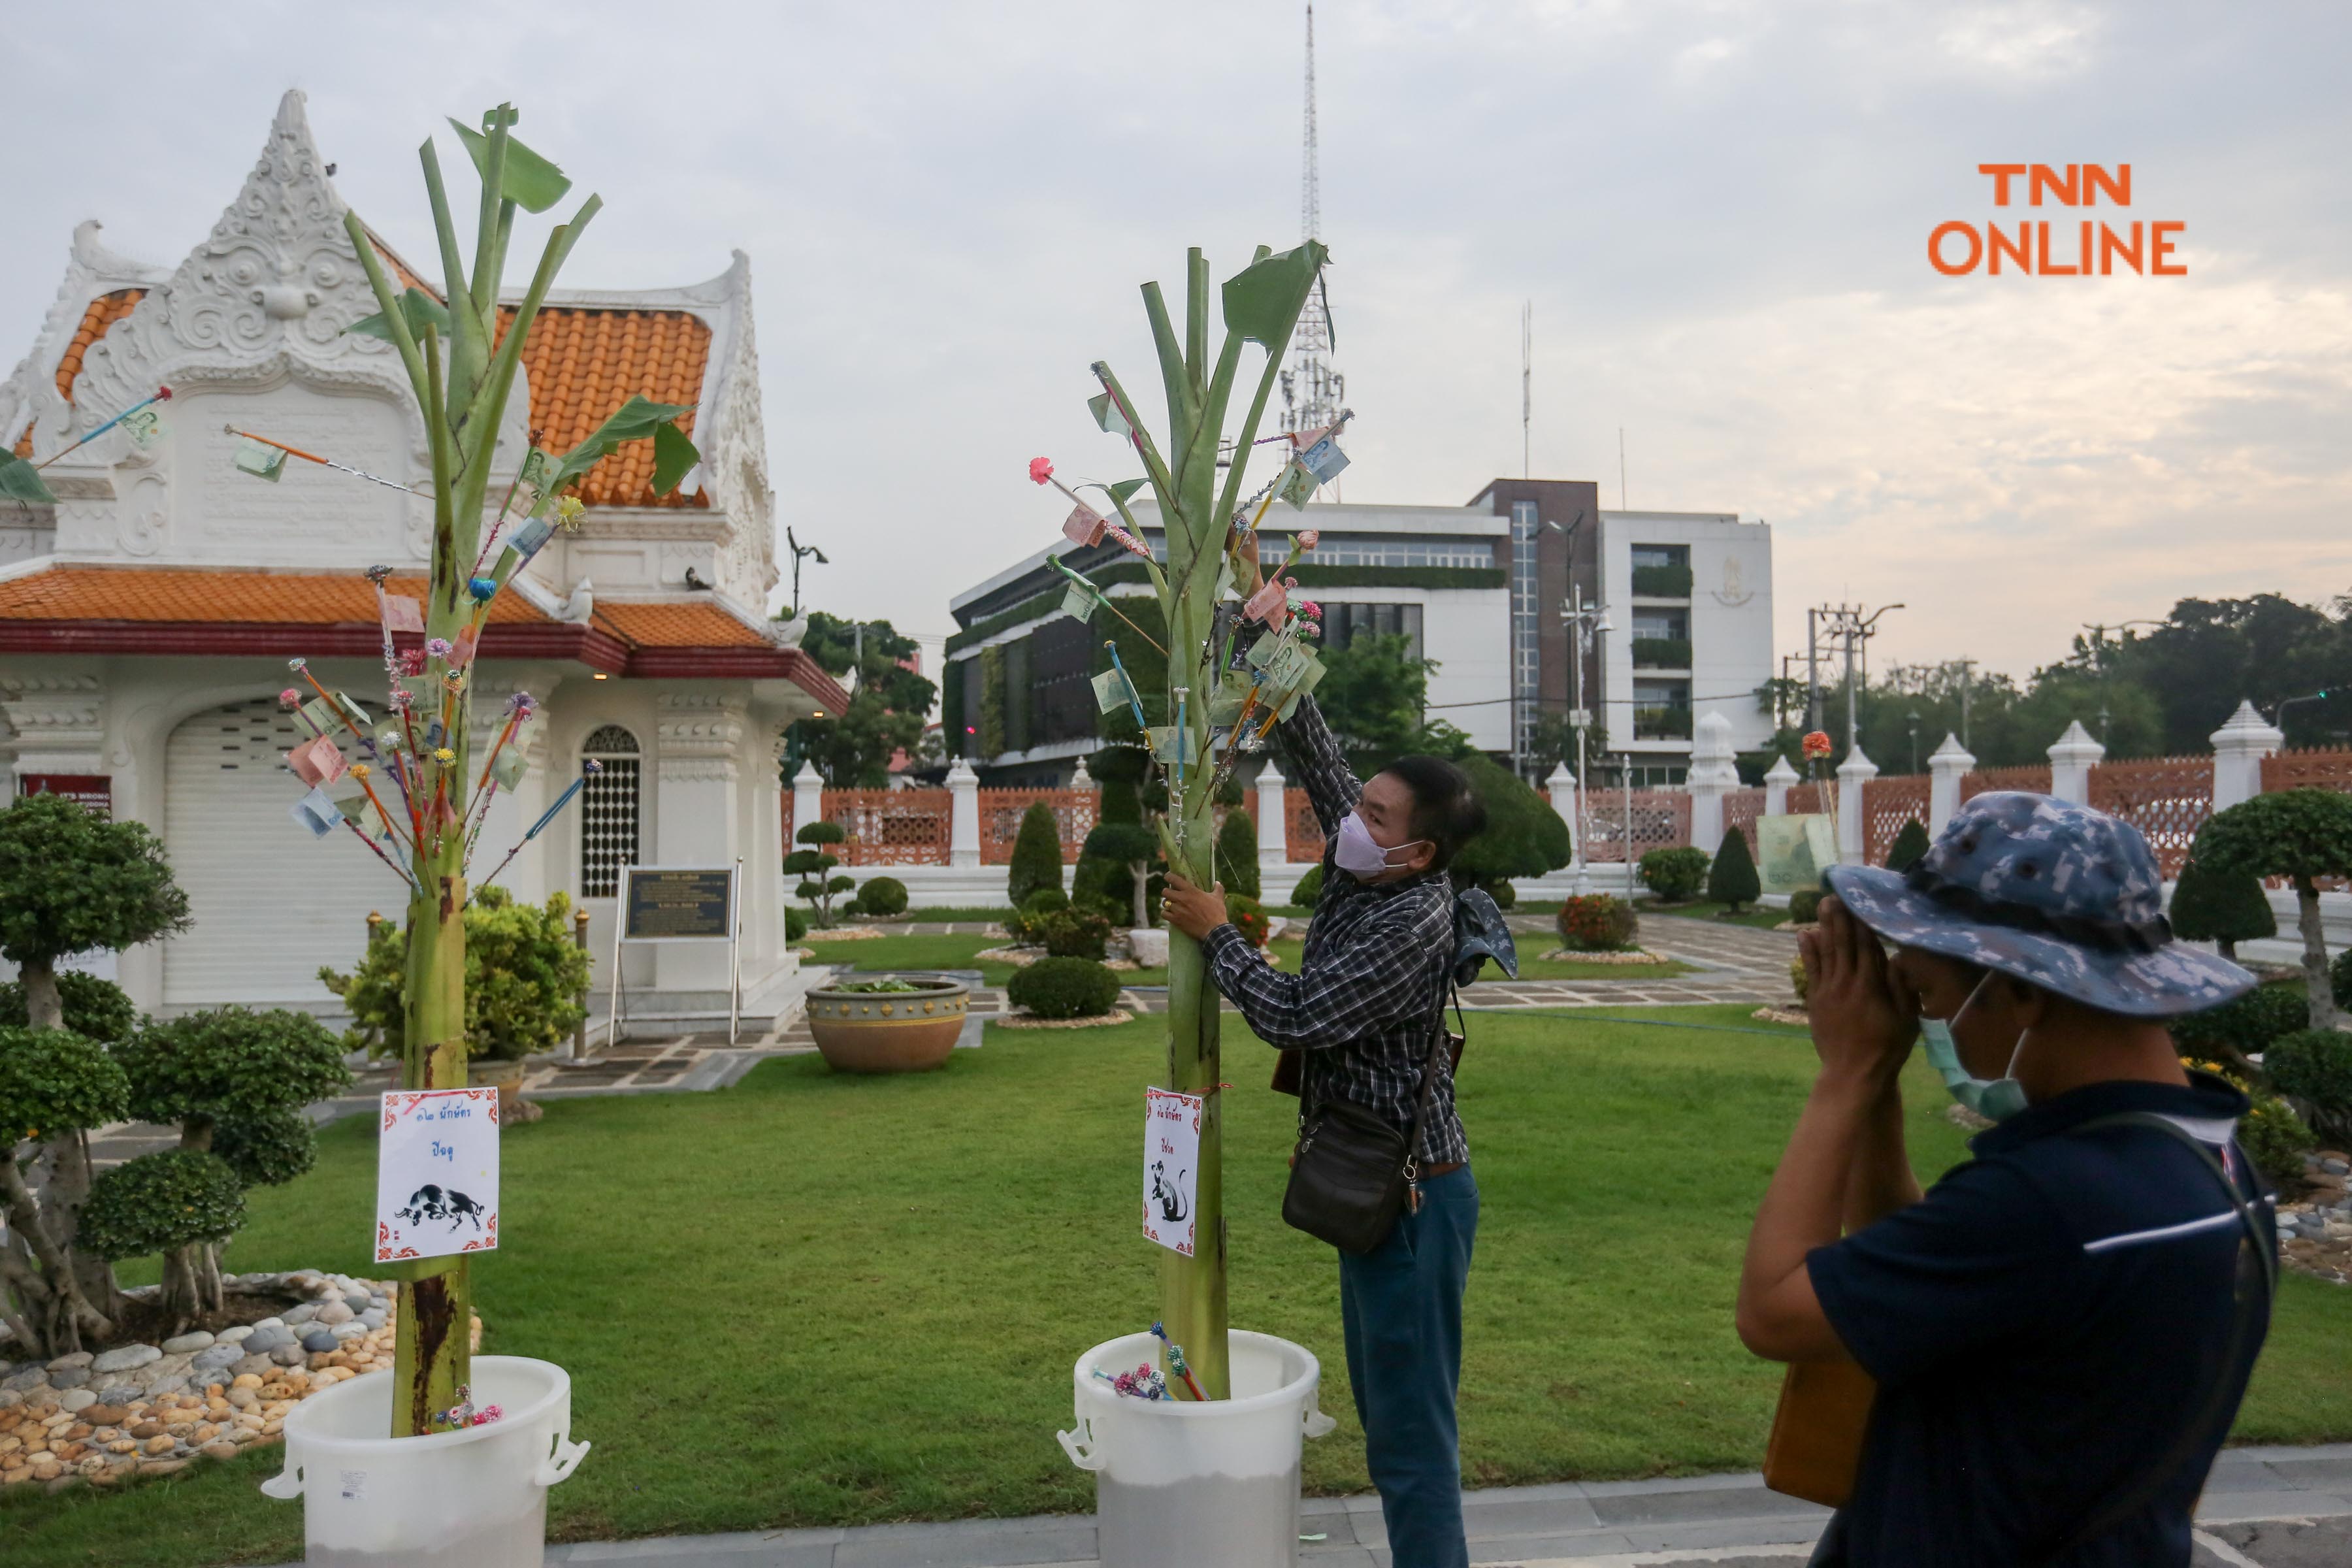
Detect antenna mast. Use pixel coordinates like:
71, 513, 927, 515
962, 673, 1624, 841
1280, 3, 1344, 443
1521, 301, 1532, 480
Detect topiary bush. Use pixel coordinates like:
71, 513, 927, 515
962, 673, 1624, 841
1039, 906, 1113, 960
0, 972, 139, 1043
1215, 808, 1262, 900
2264, 1028, 2352, 1143
1449, 755, 1568, 891
856, 875, 909, 917
2174, 856, 2277, 962
1789, 955, 1810, 1006
2196, 789, 2352, 1026
1291, 863, 1324, 909
1884, 819, 1931, 873
787, 821, 858, 928
786, 907, 809, 942
1007, 801, 1067, 907
320, 889, 591, 1062
77, 1148, 244, 1268
1639, 846, 1710, 902
2170, 984, 2308, 1068
1707, 827, 1760, 913
1226, 894, 1271, 947
1005, 887, 1071, 944
1559, 894, 1639, 953
1479, 879, 1517, 910
0, 1025, 130, 1150
1006, 955, 1123, 1019
1788, 889, 1823, 924
1083, 822, 1162, 930
2239, 1093, 2318, 1186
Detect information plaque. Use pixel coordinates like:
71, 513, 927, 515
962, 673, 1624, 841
608, 862, 743, 1046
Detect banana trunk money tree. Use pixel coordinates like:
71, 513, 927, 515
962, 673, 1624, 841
335, 106, 696, 1437
1086, 244, 1330, 1399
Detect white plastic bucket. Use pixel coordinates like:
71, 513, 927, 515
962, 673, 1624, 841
259, 1355, 589, 1567
1058, 1330, 1337, 1568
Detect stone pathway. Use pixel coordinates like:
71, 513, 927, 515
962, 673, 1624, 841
248, 1445, 2352, 1567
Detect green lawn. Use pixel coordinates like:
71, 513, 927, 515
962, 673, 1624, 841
804, 930, 1168, 988
15, 1008, 2352, 1566
1642, 902, 1799, 932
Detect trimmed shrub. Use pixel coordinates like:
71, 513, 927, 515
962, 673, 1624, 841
319, 889, 591, 1062
1450, 756, 1569, 889
1479, 879, 1517, 910
77, 1147, 244, 1262
787, 821, 857, 928
2171, 985, 2308, 1064
0, 1026, 129, 1147
1007, 955, 1123, 1019
1885, 819, 1931, 872
1789, 955, 1810, 1005
857, 875, 909, 917
1226, 894, 1271, 947
1084, 822, 1162, 929
1639, 846, 1710, 902
1788, 889, 1823, 924
1216, 809, 1262, 900
1291, 864, 1324, 909
1004, 887, 1070, 944
1707, 827, 1760, 913
1559, 894, 1639, 953
0, 972, 139, 1043
2240, 1094, 2318, 1186
1007, 802, 1066, 907
1024, 887, 1071, 913
786, 907, 808, 942
2174, 857, 2276, 962
1039, 906, 1113, 960
2266, 1028, 2352, 1139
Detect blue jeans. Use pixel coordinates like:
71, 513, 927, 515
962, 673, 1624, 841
1338, 1164, 1479, 1568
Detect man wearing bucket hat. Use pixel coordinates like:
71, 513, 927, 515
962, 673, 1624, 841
1735, 792, 2278, 1567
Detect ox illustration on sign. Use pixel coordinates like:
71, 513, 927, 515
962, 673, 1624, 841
375, 1088, 501, 1263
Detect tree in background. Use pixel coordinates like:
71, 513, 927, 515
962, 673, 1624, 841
1007, 801, 1067, 906
1884, 819, 1931, 872
1314, 631, 1474, 775
1448, 755, 1569, 898
787, 821, 859, 928
1708, 826, 1761, 913
0, 791, 189, 1351
1215, 808, 1262, 900
790, 612, 939, 786
2195, 790, 2352, 1027
2169, 856, 2277, 962
100, 1007, 352, 1325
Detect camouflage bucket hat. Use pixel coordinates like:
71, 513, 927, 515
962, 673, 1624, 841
1822, 791, 2255, 1017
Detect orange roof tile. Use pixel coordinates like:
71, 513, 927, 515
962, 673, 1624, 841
595, 601, 770, 649
498, 306, 711, 510
0, 568, 550, 626
12, 289, 147, 457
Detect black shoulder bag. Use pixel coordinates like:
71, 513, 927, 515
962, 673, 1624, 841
1280, 980, 1460, 1256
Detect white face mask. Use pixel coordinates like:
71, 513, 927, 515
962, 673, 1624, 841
1918, 970, 2034, 1122
1333, 809, 1426, 880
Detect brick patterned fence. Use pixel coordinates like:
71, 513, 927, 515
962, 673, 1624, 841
1285, 789, 1326, 864
1961, 763, 2051, 800
2087, 756, 2213, 878
2262, 749, 2352, 794
1786, 781, 1827, 816
1580, 789, 1693, 862
1863, 776, 1931, 866
819, 789, 952, 866
980, 789, 1099, 865
1723, 787, 1765, 849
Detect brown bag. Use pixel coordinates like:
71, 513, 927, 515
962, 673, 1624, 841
1761, 1358, 1877, 1508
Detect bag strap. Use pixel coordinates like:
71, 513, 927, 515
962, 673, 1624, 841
2034, 1111, 2275, 1563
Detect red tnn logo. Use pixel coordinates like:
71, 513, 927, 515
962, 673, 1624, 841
1930, 165, 2184, 276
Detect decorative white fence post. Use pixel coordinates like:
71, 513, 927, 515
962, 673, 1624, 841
1927, 733, 1975, 835
2210, 700, 2283, 812
2047, 720, 2105, 806
1687, 713, 1738, 857
1255, 760, 1290, 870
1763, 755, 1798, 816
1071, 755, 1094, 793
947, 757, 981, 870
1837, 746, 1878, 864
791, 759, 824, 841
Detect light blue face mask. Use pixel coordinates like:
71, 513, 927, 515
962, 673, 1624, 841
1918, 970, 2034, 1122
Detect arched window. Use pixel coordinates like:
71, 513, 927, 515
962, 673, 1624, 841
580, 725, 640, 897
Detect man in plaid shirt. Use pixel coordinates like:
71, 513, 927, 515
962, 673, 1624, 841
1164, 691, 1488, 1568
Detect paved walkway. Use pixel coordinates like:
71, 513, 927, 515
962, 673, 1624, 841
253, 1446, 2352, 1567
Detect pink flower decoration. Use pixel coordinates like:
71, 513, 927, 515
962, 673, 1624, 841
278, 688, 301, 707
1298, 600, 1322, 618
1028, 457, 1054, 485
425, 638, 452, 659
1297, 530, 1319, 549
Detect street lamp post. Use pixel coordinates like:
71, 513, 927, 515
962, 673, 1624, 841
1907, 709, 1920, 775
1562, 585, 1610, 895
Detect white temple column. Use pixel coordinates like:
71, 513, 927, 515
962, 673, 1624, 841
1837, 745, 1879, 864
1686, 713, 1739, 857
1927, 733, 1976, 836
2046, 720, 2104, 806
1255, 760, 1289, 869
1763, 755, 1798, 816
2210, 700, 2283, 813
947, 757, 981, 870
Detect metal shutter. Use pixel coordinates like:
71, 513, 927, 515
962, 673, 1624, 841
162, 696, 395, 1008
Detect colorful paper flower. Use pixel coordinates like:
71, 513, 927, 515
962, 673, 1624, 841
433, 747, 456, 764
555, 495, 587, 530
468, 576, 497, 602
287, 657, 307, 672
350, 763, 370, 779
1296, 530, 1319, 549
155, 386, 173, 402
1801, 730, 1834, 760
508, 691, 538, 717
425, 638, 452, 660
278, 688, 301, 707
1028, 456, 1054, 485
1298, 600, 1321, 619
364, 564, 393, 585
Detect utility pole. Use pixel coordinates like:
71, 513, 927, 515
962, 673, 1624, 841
1953, 657, 1975, 751
1806, 609, 1821, 734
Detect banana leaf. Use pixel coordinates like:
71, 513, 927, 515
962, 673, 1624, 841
1087, 391, 1133, 438
0, 451, 56, 505
348, 287, 452, 344
1219, 241, 1330, 348
545, 395, 695, 494
651, 419, 699, 497
448, 115, 574, 214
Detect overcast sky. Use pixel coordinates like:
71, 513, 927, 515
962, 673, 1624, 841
7, 1, 2348, 681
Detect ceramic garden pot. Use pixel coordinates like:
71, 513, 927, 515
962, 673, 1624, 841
805, 975, 968, 1073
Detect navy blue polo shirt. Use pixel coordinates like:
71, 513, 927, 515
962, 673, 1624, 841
1806, 1074, 2274, 1567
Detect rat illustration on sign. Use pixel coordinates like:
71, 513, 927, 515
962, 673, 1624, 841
1150, 1160, 1190, 1224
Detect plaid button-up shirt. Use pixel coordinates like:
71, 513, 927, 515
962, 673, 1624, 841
1201, 695, 1467, 1166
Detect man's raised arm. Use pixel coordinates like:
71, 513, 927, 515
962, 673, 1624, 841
1277, 694, 1362, 838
